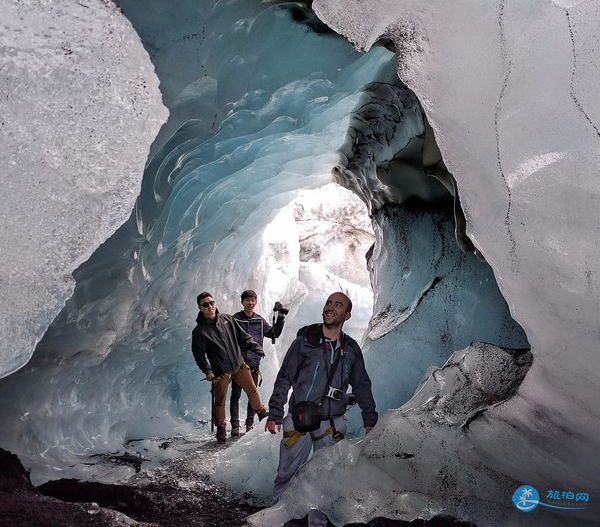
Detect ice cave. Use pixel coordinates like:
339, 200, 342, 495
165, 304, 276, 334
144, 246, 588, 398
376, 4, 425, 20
1, 0, 599, 526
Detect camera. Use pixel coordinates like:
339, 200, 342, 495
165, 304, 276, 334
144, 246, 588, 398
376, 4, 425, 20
326, 386, 343, 401
273, 301, 289, 316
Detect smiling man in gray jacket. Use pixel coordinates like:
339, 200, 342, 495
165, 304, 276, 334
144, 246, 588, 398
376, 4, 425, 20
265, 292, 377, 527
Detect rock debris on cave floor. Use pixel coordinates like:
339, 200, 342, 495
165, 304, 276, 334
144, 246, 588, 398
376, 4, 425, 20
1, 444, 476, 527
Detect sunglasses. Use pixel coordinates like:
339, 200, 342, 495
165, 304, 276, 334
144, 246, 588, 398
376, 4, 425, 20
201, 300, 216, 308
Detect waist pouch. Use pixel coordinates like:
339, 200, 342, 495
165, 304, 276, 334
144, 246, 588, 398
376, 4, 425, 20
291, 401, 321, 433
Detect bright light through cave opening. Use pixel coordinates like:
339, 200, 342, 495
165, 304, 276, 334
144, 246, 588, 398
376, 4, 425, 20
262, 182, 375, 351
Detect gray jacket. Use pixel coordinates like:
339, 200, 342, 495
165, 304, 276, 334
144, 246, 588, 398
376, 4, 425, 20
268, 323, 377, 427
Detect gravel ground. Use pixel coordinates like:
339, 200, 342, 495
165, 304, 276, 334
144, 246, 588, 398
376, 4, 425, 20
0, 444, 475, 527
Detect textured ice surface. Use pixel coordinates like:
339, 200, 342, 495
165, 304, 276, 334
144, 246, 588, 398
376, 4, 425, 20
0, 0, 390, 485
0, 0, 167, 378
246, 0, 600, 525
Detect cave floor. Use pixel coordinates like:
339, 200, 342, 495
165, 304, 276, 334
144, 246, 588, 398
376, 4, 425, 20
0, 437, 475, 527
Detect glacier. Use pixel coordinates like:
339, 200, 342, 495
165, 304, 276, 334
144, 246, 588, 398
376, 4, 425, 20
0, 0, 598, 527
247, 1, 600, 526
0, 0, 167, 378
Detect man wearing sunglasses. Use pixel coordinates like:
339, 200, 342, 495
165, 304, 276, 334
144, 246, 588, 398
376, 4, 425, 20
192, 291, 268, 443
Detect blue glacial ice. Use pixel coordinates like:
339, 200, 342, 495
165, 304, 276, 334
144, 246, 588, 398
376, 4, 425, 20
2, 0, 599, 526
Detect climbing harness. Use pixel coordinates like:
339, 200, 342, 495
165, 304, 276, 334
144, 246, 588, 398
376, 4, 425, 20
284, 417, 346, 448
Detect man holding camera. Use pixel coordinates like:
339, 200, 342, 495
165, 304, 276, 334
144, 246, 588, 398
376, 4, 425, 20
231, 289, 287, 436
265, 292, 377, 527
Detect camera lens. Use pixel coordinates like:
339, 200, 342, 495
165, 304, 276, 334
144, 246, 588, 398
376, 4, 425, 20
273, 302, 289, 315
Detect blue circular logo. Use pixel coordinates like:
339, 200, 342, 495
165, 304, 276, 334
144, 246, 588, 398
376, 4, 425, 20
513, 485, 539, 511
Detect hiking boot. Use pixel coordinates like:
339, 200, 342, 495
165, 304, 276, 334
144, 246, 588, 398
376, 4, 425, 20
256, 407, 268, 421
246, 424, 254, 433
216, 426, 227, 443
230, 419, 240, 437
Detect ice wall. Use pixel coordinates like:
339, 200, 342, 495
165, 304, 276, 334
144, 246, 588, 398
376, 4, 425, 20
0, 0, 399, 484
245, 1, 600, 525
0, 0, 167, 378
0, 2, 545, 526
